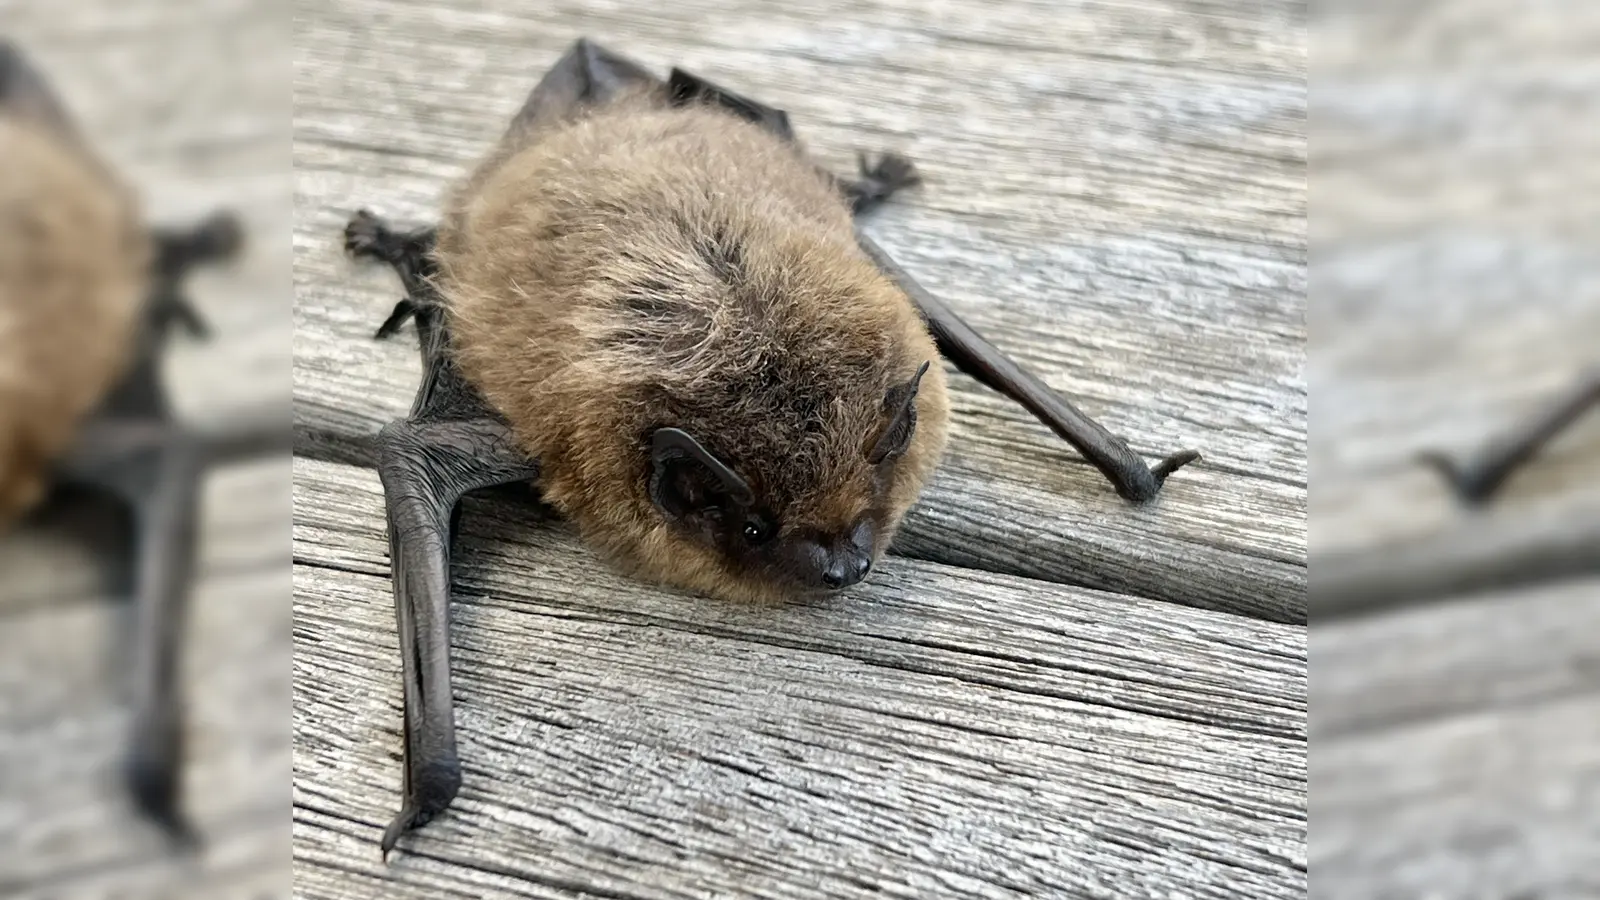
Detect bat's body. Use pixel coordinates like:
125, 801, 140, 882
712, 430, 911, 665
0, 40, 282, 844
440, 90, 950, 602
341, 39, 1201, 857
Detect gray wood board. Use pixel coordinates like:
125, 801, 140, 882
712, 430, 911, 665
291, 456, 1307, 899
1311, 575, 1600, 900
291, 0, 1308, 623
0, 1, 292, 895
1310, 0, 1600, 615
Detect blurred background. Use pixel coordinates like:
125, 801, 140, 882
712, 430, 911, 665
1311, 0, 1599, 896
0, 1, 290, 898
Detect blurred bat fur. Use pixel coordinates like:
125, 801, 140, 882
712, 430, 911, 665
0, 40, 284, 845
340, 38, 1202, 857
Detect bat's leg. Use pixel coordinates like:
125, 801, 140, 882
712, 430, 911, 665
54, 413, 206, 847
856, 232, 1200, 502
344, 210, 438, 339
1419, 371, 1600, 504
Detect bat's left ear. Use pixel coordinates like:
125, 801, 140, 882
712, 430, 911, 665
866, 361, 931, 465
0, 40, 76, 133
649, 426, 756, 520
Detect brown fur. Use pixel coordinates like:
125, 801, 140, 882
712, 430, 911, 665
0, 115, 150, 528
437, 91, 951, 602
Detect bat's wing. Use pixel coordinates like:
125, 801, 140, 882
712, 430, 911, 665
666, 66, 795, 142
663, 54, 1199, 501
0, 39, 82, 139
343, 210, 540, 859
505, 38, 663, 137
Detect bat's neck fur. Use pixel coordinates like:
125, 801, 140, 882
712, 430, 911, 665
0, 115, 151, 526
437, 93, 951, 602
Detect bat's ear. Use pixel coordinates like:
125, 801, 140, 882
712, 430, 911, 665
866, 361, 931, 465
649, 427, 755, 519
0, 40, 76, 133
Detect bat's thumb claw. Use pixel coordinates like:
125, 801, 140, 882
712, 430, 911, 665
380, 758, 461, 861
379, 805, 418, 862
1152, 449, 1201, 482
125, 750, 199, 849
1415, 450, 1495, 504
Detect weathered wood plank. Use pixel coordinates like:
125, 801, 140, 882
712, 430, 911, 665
291, 0, 1308, 623
292, 456, 1307, 898
1309, 0, 1600, 614
1310, 576, 1600, 899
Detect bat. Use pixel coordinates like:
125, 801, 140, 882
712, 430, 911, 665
338, 38, 1202, 858
0, 39, 287, 845
1420, 370, 1599, 504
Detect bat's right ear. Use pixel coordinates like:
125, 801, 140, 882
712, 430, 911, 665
0, 40, 75, 133
866, 361, 931, 465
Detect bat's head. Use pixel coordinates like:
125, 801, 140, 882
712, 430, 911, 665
635, 346, 949, 601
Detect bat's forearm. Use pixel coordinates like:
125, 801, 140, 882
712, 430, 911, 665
373, 417, 539, 858
55, 417, 206, 844
855, 231, 1198, 501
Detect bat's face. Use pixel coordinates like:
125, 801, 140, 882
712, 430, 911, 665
647, 362, 939, 596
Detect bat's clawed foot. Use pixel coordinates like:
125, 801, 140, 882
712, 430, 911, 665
847, 152, 922, 215
344, 208, 403, 262
380, 757, 462, 861
345, 208, 431, 269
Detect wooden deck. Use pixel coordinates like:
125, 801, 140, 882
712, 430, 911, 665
1312, 1, 1600, 897
0, 2, 291, 897
291, 1, 1306, 897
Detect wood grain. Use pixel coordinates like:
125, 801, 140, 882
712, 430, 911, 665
291, 0, 1308, 623
0, 2, 292, 896
1311, 576, 1600, 900
292, 456, 1307, 899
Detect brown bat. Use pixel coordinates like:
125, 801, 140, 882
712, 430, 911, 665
0, 39, 284, 844
338, 38, 1201, 857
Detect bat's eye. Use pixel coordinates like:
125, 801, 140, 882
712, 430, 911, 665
742, 516, 775, 545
